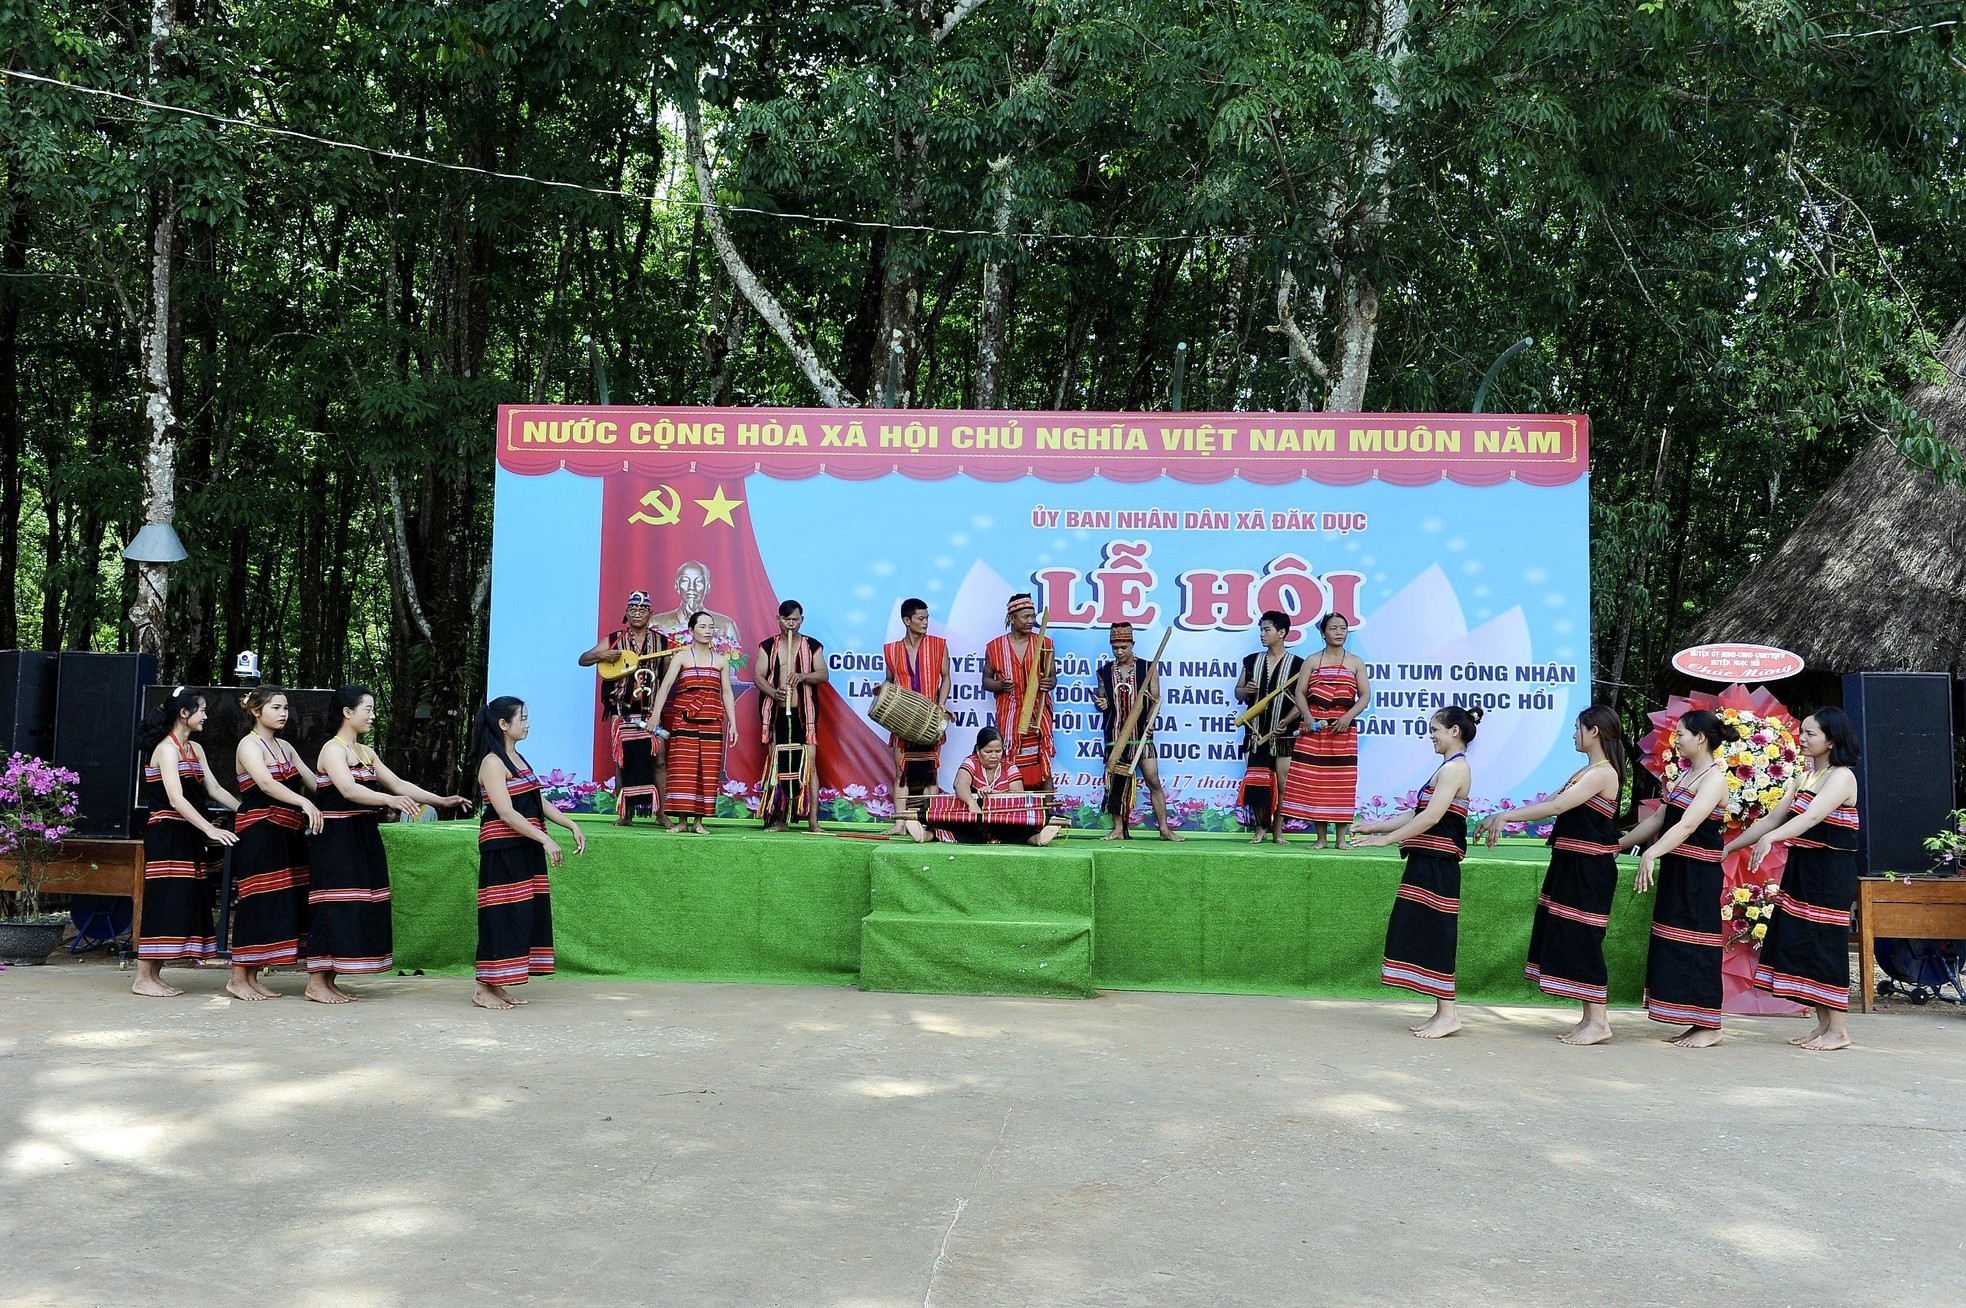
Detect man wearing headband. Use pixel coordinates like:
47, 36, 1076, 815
982, 593, 1057, 791
579, 590, 670, 824
1094, 623, 1182, 841
882, 598, 952, 833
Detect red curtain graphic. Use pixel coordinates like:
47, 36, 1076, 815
594, 471, 894, 799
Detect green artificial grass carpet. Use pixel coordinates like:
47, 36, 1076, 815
380, 819, 1653, 1005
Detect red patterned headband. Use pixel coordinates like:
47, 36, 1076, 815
1006, 595, 1036, 620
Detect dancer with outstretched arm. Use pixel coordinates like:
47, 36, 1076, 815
1618, 709, 1732, 1047
1475, 705, 1628, 1045
471, 696, 584, 1010
1724, 707, 1862, 1050
1351, 705, 1480, 1039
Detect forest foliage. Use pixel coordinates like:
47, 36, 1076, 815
1, 0, 1961, 786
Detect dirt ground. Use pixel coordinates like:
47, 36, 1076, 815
3, 948, 1962, 1308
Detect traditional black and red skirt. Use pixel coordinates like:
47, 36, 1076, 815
307, 763, 394, 975
478, 763, 554, 986
1381, 786, 1468, 1000
663, 666, 726, 818
1280, 663, 1359, 824
1524, 791, 1620, 1004
1753, 791, 1859, 1011
229, 755, 310, 967
1643, 793, 1726, 1029
137, 750, 219, 962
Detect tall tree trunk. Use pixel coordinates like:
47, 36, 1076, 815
130, 0, 179, 667
974, 166, 1017, 409
0, 184, 26, 649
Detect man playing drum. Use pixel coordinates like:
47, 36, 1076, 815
881, 598, 951, 834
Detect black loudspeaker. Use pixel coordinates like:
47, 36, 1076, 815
53, 653, 157, 839
1842, 671, 1957, 877
139, 686, 337, 810
0, 651, 60, 758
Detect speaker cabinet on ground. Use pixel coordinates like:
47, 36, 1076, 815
0, 650, 60, 759
1842, 671, 1956, 877
140, 686, 337, 811
52, 653, 157, 839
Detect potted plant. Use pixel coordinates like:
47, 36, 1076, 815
0, 752, 83, 964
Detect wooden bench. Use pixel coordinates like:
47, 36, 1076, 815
1856, 876, 1966, 1012
0, 839, 146, 952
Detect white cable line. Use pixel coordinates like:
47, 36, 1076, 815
1, 67, 1205, 246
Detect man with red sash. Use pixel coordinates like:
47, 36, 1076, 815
983, 592, 1056, 791
882, 597, 952, 831
578, 590, 669, 825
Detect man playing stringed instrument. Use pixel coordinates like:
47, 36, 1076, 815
1094, 623, 1183, 841
578, 590, 670, 825
982, 593, 1056, 791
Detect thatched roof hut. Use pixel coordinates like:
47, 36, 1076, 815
1686, 315, 1966, 682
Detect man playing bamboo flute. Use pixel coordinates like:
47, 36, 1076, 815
1094, 623, 1184, 841
983, 593, 1056, 791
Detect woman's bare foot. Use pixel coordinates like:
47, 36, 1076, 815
305, 976, 356, 1005
903, 820, 930, 844
1311, 838, 1329, 850
1248, 831, 1267, 844
131, 975, 184, 998
473, 981, 515, 1010
1413, 1010, 1462, 1039
226, 972, 274, 1001
1800, 1030, 1851, 1051
1157, 827, 1185, 841
1100, 828, 1126, 841
1669, 1027, 1723, 1048
1561, 1021, 1613, 1046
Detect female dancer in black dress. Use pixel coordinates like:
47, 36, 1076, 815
1618, 709, 1732, 1047
131, 688, 241, 998
1724, 707, 1861, 1050
1351, 705, 1480, 1038
1476, 705, 1627, 1045
471, 696, 585, 1010
309, 686, 470, 1004
227, 687, 323, 1001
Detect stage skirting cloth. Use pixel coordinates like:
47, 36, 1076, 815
380, 821, 1654, 1004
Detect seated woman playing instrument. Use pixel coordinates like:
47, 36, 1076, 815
902, 727, 1061, 847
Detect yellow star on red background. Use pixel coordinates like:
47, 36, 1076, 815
695, 485, 744, 526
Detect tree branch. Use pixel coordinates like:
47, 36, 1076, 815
680, 88, 858, 408
385, 471, 435, 641
933, 0, 991, 46
1267, 266, 1330, 384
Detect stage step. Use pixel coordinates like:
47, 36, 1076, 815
868, 845, 1095, 918
859, 912, 1095, 998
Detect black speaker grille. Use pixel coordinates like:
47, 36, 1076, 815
1842, 672, 1956, 877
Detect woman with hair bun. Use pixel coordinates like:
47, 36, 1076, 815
471, 696, 585, 1010
1281, 612, 1372, 848
1618, 708, 1732, 1047
1351, 704, 1480, 1038
131, 688, 241, 998
227, 687, 323, 1001
1476, 705, 1628, 1044
309, 686, 471, 1004
1723, 706, 1862, 1050
649, 611, 740, 835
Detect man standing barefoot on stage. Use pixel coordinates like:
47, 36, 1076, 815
579, 590, 669, 825
882, 598, 951, 834
1094, 623, 1183, 841
984, 593, 1057, 792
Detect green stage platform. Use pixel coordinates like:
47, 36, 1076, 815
380, 818, 1654, 1003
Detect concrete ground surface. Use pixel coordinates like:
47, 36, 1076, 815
2, 963, 1962, 1308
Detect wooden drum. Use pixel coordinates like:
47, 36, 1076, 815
870, 682, 945, 745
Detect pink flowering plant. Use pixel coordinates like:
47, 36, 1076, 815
0, 753, 83, 923
538, 768, 602, 813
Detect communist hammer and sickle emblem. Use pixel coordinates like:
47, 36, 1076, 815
628, 485, 681, 526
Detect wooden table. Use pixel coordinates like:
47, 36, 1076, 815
0, 838, 146, 950
1856, 876, 1966, 1012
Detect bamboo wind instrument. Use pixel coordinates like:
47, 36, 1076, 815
1112, 628, 1175, 781
1233, 681, 1289, 727
1016, 607, 1052, 740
